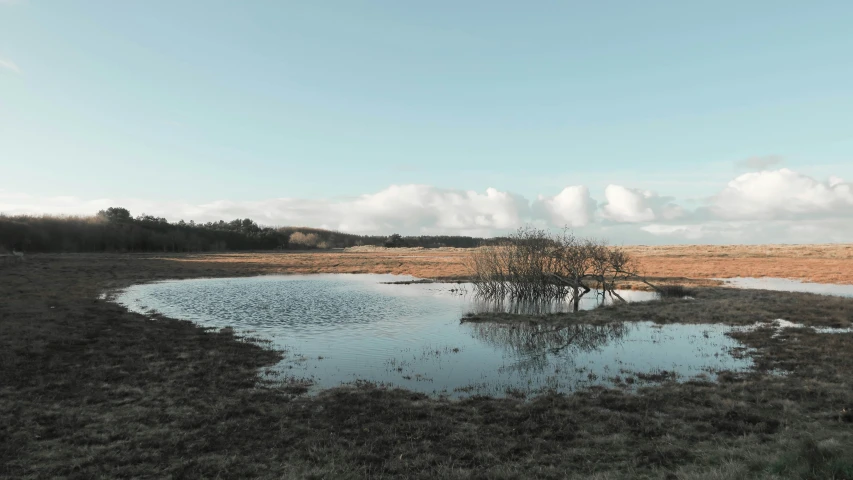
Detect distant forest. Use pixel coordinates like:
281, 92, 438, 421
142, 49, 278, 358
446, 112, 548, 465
0, 207, 496, 253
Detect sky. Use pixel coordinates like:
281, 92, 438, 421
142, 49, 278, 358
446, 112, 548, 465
2, 1, 853, 243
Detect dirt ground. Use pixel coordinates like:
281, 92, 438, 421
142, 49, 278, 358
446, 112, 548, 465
1, 250, 852, 479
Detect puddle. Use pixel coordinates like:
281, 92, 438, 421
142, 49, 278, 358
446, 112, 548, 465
115, 274, 753, 398
734, 319, 853, 337
721, 277, 853, 297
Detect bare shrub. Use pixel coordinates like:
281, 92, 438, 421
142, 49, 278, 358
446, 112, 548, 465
468, 226, 654, 312
658, 284, 694, 298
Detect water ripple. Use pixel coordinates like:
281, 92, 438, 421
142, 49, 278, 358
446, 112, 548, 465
116, 274, 753, 398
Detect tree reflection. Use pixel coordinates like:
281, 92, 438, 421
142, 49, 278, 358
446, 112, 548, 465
467, 321, 627, 357
468, 296, 575, 315
467, 292, 621, 315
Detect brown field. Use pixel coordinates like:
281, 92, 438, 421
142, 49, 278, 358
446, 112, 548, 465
624, 244, 853, 285
2, 247, 853, 479
158, 243, 853, 285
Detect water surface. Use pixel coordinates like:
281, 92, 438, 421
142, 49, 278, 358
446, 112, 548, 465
116, 274, 753, 397
722, 277, 853, 297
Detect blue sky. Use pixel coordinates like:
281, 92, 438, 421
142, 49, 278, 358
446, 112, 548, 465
2, 1, 853, 242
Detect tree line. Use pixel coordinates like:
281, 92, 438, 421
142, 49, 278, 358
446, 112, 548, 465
0, 207, 498, 253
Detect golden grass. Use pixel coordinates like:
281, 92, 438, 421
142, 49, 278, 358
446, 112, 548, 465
627, 244, 853, 284
154, 243, 853, 285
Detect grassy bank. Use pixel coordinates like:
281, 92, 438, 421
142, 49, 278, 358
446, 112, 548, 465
463, 286, 853, 328
2, 254, 852, 479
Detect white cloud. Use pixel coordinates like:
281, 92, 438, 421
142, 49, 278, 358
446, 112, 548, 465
711, 169, 853, 220
532, 186, 596, 227
641, 224, 707, 240
640, 222, 752, 242
4, 167, 853, 243
601, 185, 654, 222
641, 219, 853, 244
599, 185, 684, 223
334, 185, 529, 234
1, 185, 531, 236
0, 58, 21, 74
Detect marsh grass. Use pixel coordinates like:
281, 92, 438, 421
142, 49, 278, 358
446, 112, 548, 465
1, 254, 852, 479
768, 437, 853, 479
657, 284, 695, 298
463, 286, 853, 329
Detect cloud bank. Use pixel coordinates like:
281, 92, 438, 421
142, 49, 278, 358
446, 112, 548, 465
2, 168, 852, 244
599, 185, 685, 223
711, 169, 853, 220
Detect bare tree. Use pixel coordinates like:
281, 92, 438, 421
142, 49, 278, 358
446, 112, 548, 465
468, 227, 654, 312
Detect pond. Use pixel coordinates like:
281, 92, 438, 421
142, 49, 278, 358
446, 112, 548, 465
116, 274, 753, 398
721, 277, 853, 297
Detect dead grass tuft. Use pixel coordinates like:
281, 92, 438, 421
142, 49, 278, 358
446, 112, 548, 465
658, 284, 695, 298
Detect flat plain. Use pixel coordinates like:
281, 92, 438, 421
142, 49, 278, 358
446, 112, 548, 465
1, 245, 852, 479
158, 243, 853, 284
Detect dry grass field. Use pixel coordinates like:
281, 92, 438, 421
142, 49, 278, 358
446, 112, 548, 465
1, 247, 852, 479
157, 243, 853, 284
625, 244, 853, 285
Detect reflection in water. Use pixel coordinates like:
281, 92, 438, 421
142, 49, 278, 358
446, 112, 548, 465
721, 277, 853, 297
470, 297, 570, 315
468, 289, 657, 315
115, 274, 753, 398
467, 322, 629, 377
469, 322, 627, 356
